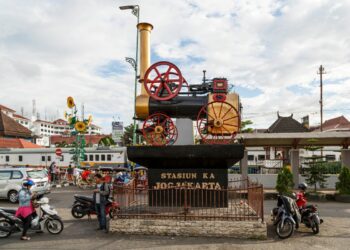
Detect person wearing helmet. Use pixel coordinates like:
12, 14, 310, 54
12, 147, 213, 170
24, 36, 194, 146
296, 182, 308, 208
15, 179, 36, 240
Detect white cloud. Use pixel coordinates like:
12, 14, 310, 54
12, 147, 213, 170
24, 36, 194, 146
1, 0, 350, 134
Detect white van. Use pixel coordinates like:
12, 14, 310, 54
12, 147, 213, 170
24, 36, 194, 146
0, 167, 51, 203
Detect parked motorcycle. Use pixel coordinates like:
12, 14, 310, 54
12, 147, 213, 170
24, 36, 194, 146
299, 204, 323, 234
271, 195, 300, 239
0, 195, 64, 238
71, 194, 120, 219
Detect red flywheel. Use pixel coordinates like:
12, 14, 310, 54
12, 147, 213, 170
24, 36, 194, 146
144, 61, 183, 101
142, 113, 178, 146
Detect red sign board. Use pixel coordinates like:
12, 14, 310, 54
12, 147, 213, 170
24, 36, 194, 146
55, 148, 62, 156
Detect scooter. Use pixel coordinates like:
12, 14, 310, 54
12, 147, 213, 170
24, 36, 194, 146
0, 195, 64, 238
71, 194, 120, 219
299, 204, 324, 234
271, 195, 300, 239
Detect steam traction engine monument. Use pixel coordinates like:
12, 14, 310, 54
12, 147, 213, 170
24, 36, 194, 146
110, 22, 266, 239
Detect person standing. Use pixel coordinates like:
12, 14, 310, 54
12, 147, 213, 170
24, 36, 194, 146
49, 161, 56, 183
93, 174, 110, 233
67, 164, 73, 183
15, 180, 35, 241
73, 166, 79, 186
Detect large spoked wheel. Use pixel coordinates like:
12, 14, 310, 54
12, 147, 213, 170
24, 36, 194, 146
71, 204, 85, 219
197, 101, 240, 144
0, 219, 12, 238
276, 218, 294, 239
142, 113, 178, 146
144, 61, 183, 101
46, 218, 64, 234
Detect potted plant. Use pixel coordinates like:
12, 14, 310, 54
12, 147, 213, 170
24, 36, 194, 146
276, 166, 294, 195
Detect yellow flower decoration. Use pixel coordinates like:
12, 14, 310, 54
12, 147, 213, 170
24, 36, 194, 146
75, 121, 86, 132
67, 96, 75, 109
87, 115, 93, 126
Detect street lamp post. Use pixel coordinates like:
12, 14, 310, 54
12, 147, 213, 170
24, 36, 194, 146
119, 5, 140, 145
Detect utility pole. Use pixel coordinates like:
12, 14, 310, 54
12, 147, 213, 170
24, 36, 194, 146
317, 65, 326, 158
317, 65, 326, 132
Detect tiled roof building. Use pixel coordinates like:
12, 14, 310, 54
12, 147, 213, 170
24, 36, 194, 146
312, 116, 350, 132
50, 134, 110, 146
0, 112, 32, 138
266, 112, 309, 133
0, 138, 42, 148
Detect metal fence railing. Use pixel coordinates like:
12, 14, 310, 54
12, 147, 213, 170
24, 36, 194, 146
113, 178, 264, 222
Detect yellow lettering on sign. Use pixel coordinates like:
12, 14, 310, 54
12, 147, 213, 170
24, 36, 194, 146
161, 173, 166, 179
203, 173, 208, 179
209, 173, 215, 179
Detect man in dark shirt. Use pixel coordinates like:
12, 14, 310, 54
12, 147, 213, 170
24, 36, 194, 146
93, 174, 110, 233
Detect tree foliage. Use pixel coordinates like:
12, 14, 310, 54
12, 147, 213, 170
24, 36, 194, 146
99, 136, 116, 146
276, 166, 294, 195
241, 120, 254, 133
302, 143, 329, 192
336, 167, 350, 194
122, 123, 134, 146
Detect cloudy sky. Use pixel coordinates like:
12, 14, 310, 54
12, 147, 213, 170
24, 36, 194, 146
1, 0, 350, 133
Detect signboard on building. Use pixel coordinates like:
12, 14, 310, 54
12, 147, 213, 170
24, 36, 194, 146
148, 168, 228, 207
112, 121, 123, 143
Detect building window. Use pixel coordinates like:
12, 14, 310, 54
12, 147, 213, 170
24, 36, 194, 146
326, 155, 336, 161
19, 155, 23, 162
84, 155, 87, 161
107, 154, 112, 161
5, 155, 10, 162
95, 155, 100, 161
89, 155, 93, 161
101, 154, 106, 161
60, 155, 64, 162
247, 155, 254, 161
41, 156, 45, 161
48, 156, 51, 162
258, 155, 266, 161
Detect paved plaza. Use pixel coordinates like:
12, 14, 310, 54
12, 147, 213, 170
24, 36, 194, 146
0, 186, 349, 250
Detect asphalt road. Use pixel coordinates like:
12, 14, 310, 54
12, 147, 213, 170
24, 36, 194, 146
0, 187, 350, 250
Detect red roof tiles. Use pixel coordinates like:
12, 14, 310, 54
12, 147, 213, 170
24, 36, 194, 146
0, 112, 32, 138
0, 104, 15, 113
0, 138, 43, 148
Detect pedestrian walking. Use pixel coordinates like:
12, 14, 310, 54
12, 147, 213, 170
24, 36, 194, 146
93, 174, 110, 233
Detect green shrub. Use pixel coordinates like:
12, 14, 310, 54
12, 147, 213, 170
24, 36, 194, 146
276, 166, 294, 195
336, 167, 350, 195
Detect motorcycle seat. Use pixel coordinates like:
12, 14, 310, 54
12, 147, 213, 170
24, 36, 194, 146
74, 195, 93, 202
0, 208, 16, 214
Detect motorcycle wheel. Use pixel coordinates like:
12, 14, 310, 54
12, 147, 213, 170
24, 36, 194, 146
0, 219, 11, 238
71, 205, 85, 219
109, 207, 121, 219
311, 220, 319, 234
276, 218, 294, 239
45, 218, 64, 234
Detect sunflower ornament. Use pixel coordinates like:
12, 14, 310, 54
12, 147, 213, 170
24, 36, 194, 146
67, 96, 75, 109
75, 121, 87, 133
